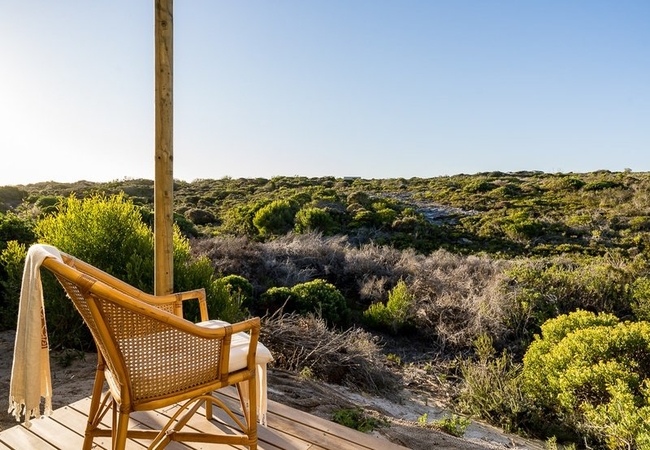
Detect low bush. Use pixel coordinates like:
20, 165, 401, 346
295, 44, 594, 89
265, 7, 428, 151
173, 253, 244, 324
260, 279, 350, 327
456, 334, 529, 433
220, 274, 254, 306
258, 286, 293, 312
0, 212, 35, 252
432, 414, 471, 438
332, 407, 387, 432
504, 256, 637, 343
522, 310, 650, 448
294, 206, 339, 235
253, 199, 299, 237
36, 193, 155, 291
0, 241, 27, 330
0, 213, 35, 330
631, 276, 650, 321
363, 280, 414, 334
31, 193, 243, 349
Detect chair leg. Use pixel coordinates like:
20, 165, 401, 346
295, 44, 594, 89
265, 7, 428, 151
83, 358, 107, 450
112, 409, 129, 450
235, 381, 258, 450
205, 396, 213, 420
247, 377, 258, 450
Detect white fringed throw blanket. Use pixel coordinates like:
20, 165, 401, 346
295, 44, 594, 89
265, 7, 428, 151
8, 244, 62, 427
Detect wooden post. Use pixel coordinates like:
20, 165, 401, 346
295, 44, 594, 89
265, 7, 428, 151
154, 0, 174, 295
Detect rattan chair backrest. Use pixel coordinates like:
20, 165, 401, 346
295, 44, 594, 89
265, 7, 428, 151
44, 254, 225, 403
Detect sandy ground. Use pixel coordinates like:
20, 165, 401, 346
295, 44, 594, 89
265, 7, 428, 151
0, 330, 544, 449
1, 330, 96, 432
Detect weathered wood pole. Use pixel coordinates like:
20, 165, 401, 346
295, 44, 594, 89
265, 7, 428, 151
154, 0, 174, 295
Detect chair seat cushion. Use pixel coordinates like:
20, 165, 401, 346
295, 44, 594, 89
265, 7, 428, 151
197, 320, 273, 372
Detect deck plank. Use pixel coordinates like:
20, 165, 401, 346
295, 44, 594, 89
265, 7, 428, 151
219, 389, 408, 450
21, 409, 87, 449
0, 424, 59, 450
70, 398, 186, 449
153, 405, 265, 450
213, 391, 367, 450
0, 388, 405, 450
130, 408, 238, 449
216, 390, 371, 450
59, 400, 148, 449
161, 399, 312, 450
72, 395, 305, 450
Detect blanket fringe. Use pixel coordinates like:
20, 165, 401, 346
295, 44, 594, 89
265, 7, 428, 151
8, 396, 52, 428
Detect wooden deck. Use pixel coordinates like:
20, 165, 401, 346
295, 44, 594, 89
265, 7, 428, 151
0, 387, 408, 450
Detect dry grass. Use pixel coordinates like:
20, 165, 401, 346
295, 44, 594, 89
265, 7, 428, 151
408, 250, 513, 349
195, 233, 516, 350
260, 311, 401, 397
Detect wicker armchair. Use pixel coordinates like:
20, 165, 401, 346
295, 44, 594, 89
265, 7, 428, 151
41, 252, 260, 450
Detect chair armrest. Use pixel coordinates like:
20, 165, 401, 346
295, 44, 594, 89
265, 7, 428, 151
215, 317, 260, 380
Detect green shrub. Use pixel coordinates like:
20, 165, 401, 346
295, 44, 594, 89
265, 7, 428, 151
173, 252, 244, 324
34, 193, 243, 349
582, 379, 650, 450
184, 208, 216, 226
522, 310, 650, 447
0, 213, 35, 329
346, 191, 372, 208
258, 286, 293, 311
543, 177, 585, 192
456, 334, 528, 433
332, 407, 387, 432
489, 183, 523, 199
631, 277, 650, 321
35, 196, 61, 215
290, 279, 349, 327
207, 278, 244, 323
294, 207, 338, 235
352, 209, 379, 227
433, 414, 471, 438
500, 211, 545, 241
583, 181, 623, 191
363, 280, 414, 334
504, 258, 634, 340
629, 216, 650, 232
0, 186, 27, 212
463, 179, 497, 194
36, 193, 155, 291
172, 211, 200, 238
0, 241, 27, 330
260, 279, 349, 327
220, 274, 253, 304
253, 199, 298, 237
219, 200, 266, 236
0, 212, 35, 252
33, 193, 155, 349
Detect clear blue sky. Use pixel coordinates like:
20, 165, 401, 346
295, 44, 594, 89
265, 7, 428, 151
1, 1, 648, 185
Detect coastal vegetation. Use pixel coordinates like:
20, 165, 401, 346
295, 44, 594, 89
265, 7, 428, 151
1, 169, 650, 448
